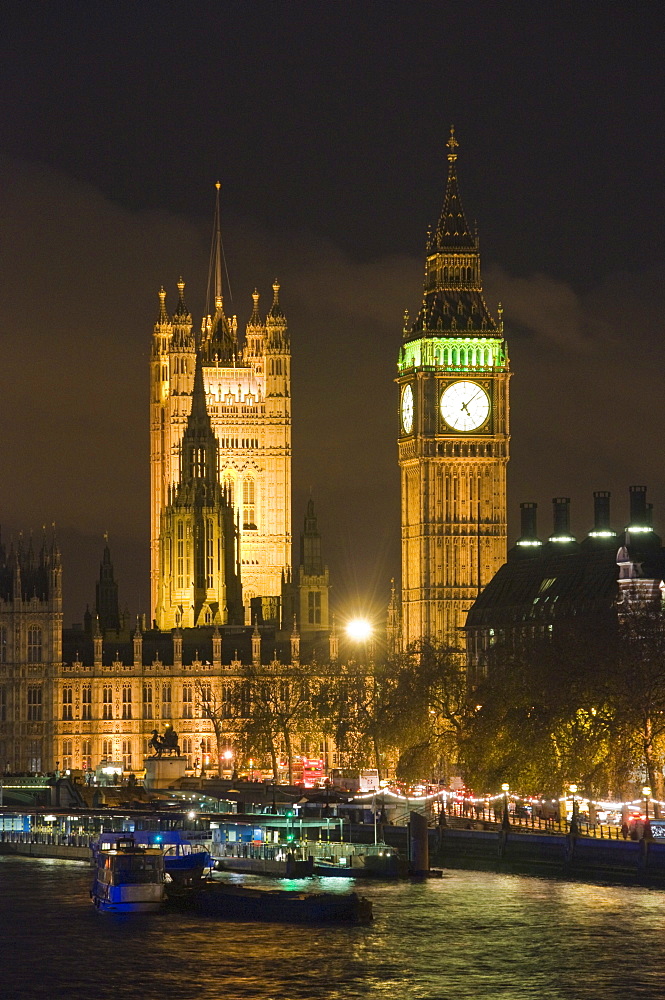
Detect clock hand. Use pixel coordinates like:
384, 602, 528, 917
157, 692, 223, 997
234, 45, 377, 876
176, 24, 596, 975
465, 388, 484, 405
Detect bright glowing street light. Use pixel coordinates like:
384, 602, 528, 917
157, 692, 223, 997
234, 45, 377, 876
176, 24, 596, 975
346, 618, 373, 642
643, 785, 652, 839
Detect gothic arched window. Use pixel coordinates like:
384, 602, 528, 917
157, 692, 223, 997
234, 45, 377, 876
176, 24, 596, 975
28, 627, 42, 663
176, 521, 184, 590
122, 685, 132, 720
62, 686, 73, 721
222, 470, 235, 508
206, 518, 214, 587
243, 478, 256, 529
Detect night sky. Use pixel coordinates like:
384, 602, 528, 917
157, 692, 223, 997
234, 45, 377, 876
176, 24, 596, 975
1, 2, 663, 625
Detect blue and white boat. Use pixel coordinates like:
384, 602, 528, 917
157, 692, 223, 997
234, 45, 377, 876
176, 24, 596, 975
93, 829, 212, 885
91, 836, 165, 913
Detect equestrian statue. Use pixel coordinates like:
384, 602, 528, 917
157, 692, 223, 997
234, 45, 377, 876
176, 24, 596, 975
148, 726, 181, 757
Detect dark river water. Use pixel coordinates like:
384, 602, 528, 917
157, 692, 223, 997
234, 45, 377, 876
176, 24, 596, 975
2, 855, 664, 1000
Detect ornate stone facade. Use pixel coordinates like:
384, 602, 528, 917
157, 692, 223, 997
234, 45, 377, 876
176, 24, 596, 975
397, 130, 510, 645
0, 534, 62, 772
150, 188, 291, 626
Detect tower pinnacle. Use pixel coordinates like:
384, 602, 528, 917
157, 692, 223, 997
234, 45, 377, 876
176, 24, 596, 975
447, 124, 459, 163
157, 287, 169, 324
433, 126, 474, 251
203, 183, 236, 361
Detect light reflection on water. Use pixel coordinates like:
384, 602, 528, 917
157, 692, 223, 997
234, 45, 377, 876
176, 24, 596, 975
1, 855, 664, 999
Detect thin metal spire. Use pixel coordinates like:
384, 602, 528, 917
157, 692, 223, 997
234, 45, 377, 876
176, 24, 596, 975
205, 182, 233, 321
205, 182, 222, 317
214, 181, 222, 311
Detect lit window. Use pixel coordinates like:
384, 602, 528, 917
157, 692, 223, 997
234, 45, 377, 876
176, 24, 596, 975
242, 478, 256, 529
82, 685, 92, 720
206, 519, 214, 588
176, 521, 184, 590
182, 685, 193, 719
28, 740, 42, 772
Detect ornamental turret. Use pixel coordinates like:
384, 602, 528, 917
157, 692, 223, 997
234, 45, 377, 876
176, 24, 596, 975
245, 289, 266, 363
152, 286, 172, 359
95, 535, 120, 633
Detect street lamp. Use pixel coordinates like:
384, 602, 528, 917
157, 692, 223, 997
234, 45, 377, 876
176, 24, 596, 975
345, 617, 375, 668
643, 785, 652, 840
569, 783, 579, 836
501, 782, 510, 830
345, 618, 372, 642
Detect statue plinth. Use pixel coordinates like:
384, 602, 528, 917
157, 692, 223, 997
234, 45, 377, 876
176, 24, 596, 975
144, 755, 187, 790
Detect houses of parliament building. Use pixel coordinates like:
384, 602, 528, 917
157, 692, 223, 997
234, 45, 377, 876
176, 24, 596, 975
0, 185, 335, 776
0, 136, 516, 776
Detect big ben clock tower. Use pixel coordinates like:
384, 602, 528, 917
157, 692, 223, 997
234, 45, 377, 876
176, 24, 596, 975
397, 129, 510, 646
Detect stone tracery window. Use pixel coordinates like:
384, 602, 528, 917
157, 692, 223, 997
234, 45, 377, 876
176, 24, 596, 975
28, 626, 42, 663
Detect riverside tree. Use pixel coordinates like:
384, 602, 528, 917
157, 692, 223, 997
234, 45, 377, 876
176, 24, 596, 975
390, 639, 471, 785
235, 660, 318, 784
312, 658, 403, 781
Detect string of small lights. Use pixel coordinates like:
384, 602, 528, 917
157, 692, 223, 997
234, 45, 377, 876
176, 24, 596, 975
350, 788, 665, 809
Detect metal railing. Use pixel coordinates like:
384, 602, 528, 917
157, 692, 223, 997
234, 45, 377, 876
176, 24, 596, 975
441, 801, 644, 840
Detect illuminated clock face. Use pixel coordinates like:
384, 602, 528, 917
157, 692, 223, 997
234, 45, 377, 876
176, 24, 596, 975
440, 380, 490, 431
401, 384, 414, 434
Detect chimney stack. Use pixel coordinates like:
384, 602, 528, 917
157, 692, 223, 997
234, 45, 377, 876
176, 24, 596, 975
551, 497, 572, 539
629, 485, 647, 527
593, 491, 611, 531
520, 502, 538, 539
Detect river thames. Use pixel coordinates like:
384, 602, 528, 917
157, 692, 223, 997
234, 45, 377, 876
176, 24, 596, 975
2, 855, 663, 999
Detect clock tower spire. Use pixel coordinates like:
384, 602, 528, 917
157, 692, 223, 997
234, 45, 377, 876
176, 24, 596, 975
397, 129, 510, 646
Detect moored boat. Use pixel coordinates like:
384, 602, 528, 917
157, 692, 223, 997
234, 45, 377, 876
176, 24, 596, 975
92, 830, 212, 886
91, 836, 165, 913
314, 843, 406, 878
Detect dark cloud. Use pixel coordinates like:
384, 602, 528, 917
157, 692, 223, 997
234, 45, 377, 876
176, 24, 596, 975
486, 263, 665, 537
